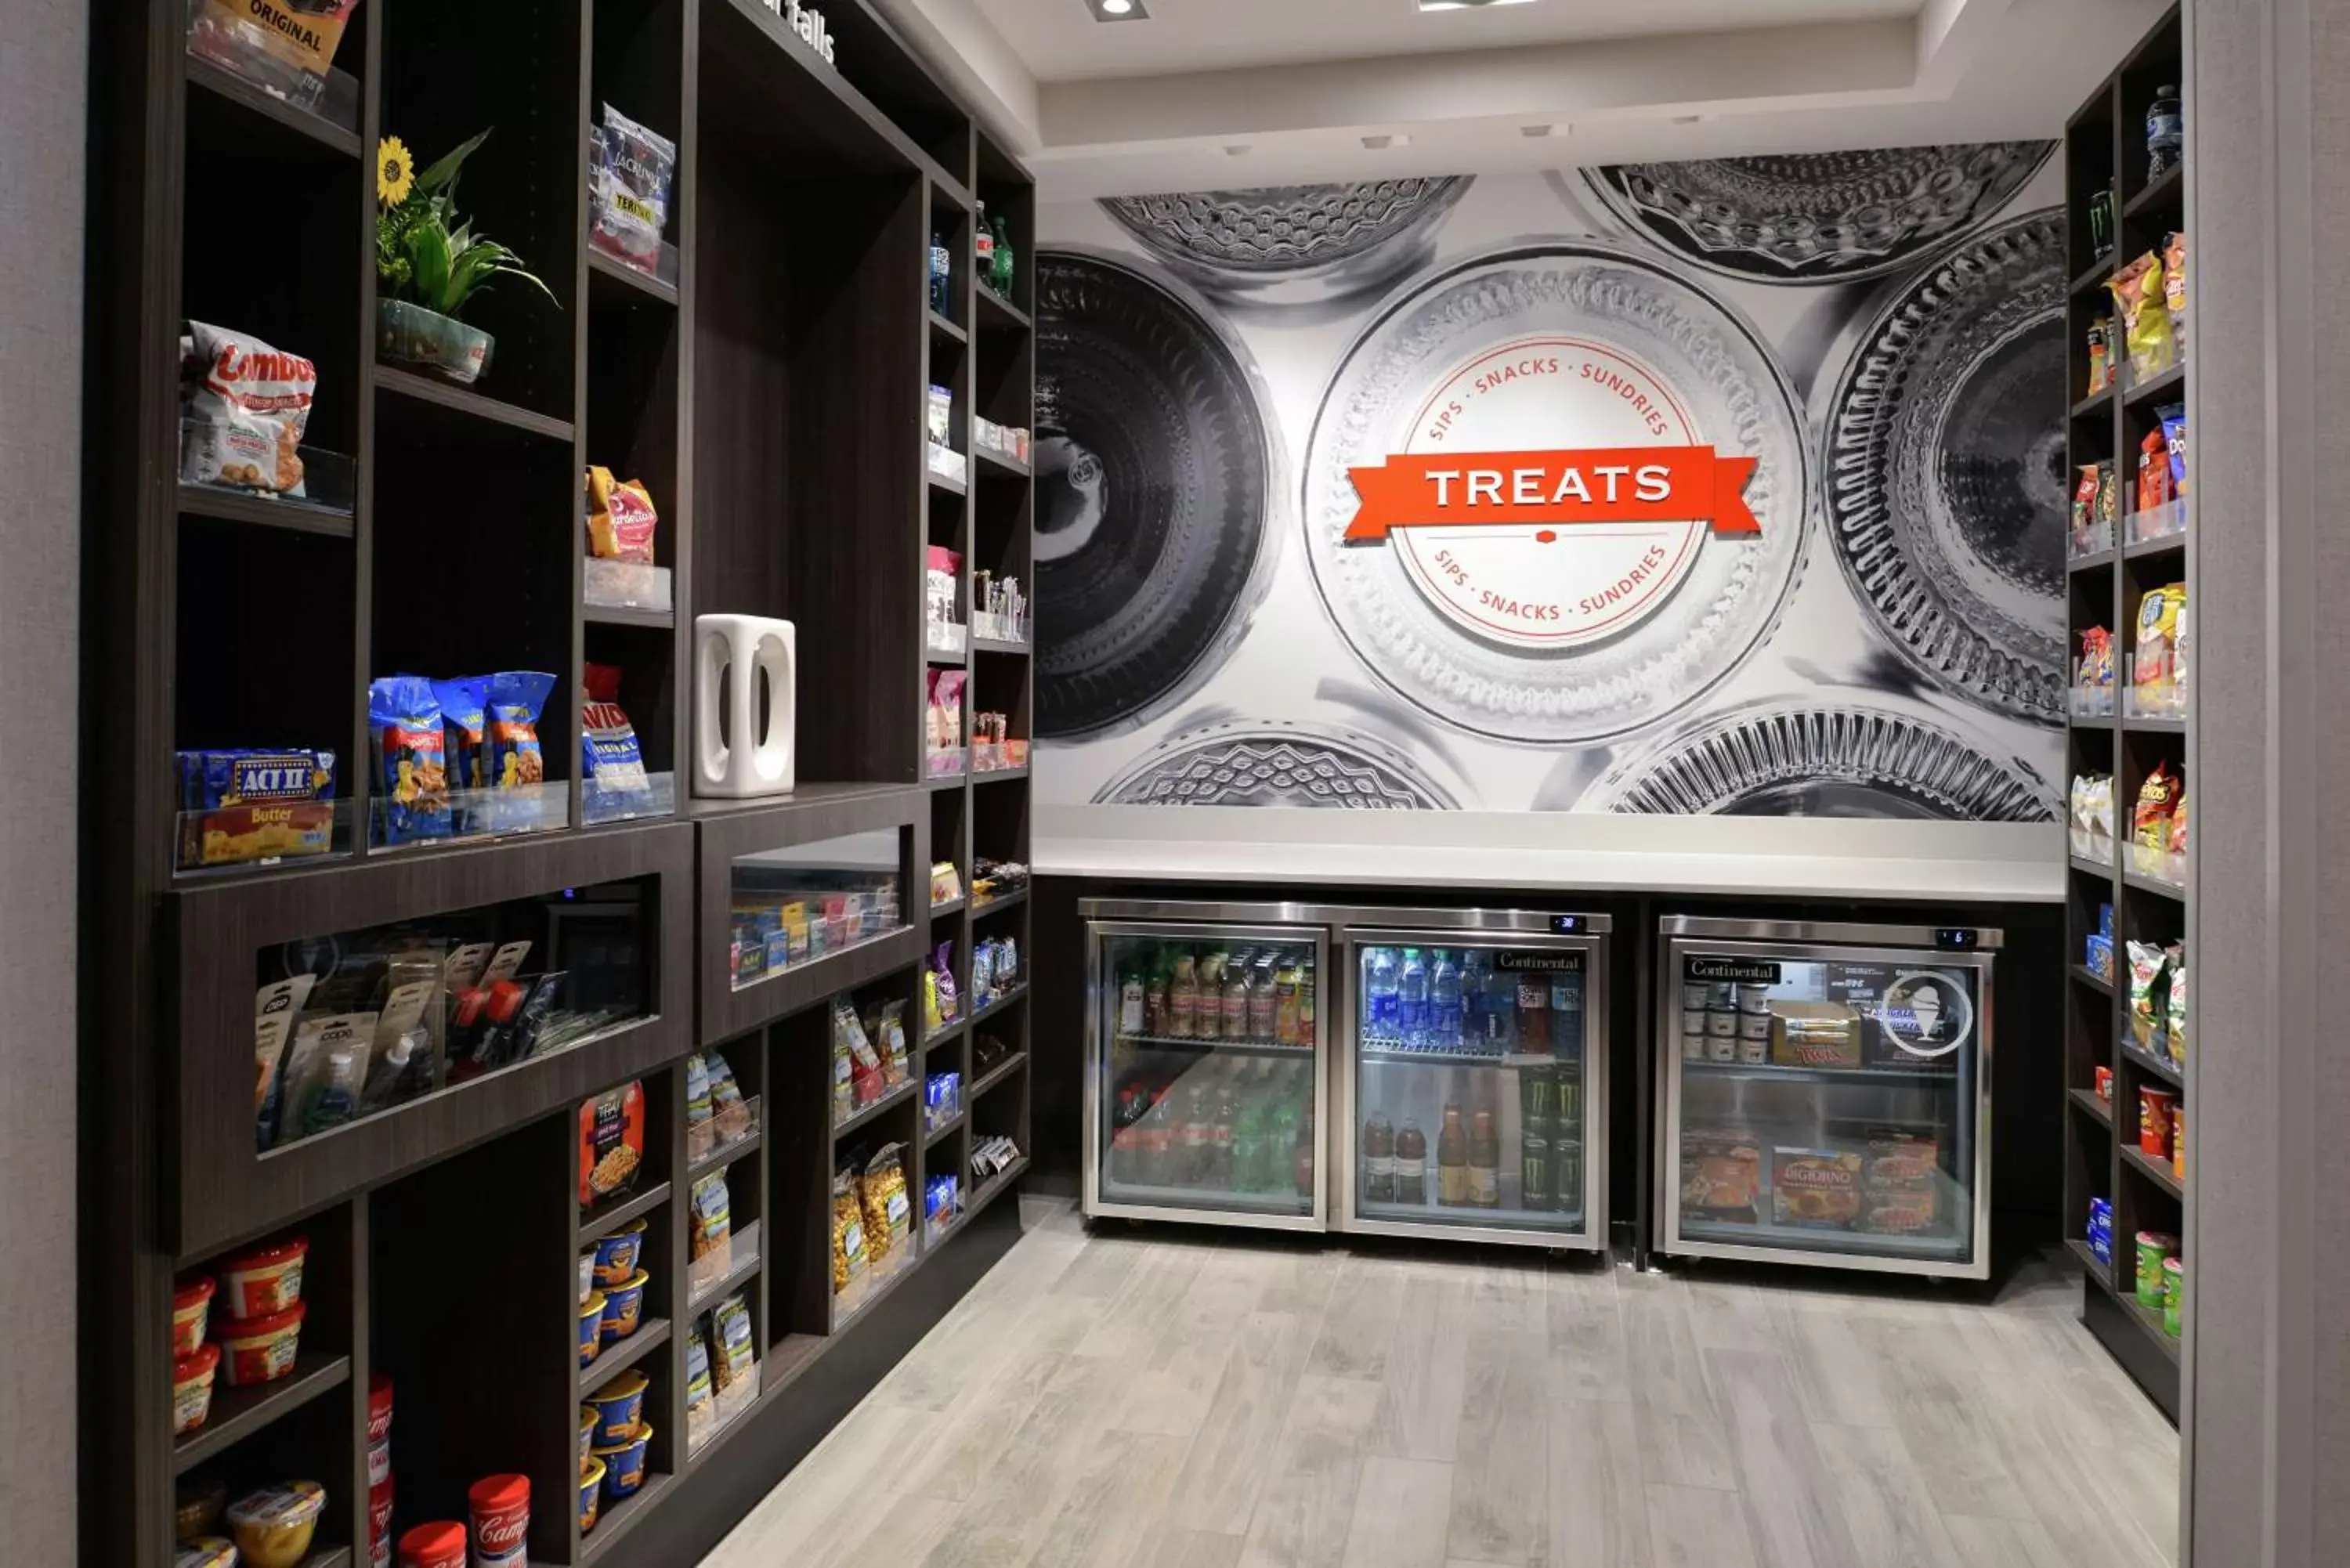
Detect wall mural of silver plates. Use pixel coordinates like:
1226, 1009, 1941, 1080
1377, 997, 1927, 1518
1035, 146, 2068, 820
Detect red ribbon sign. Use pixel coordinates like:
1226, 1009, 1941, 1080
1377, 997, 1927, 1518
1343, 446, 1760, 542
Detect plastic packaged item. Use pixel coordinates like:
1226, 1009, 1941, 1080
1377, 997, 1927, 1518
926, 670, 966, 773
691, 1169, 734, 1276
586, 465, 660, 563
580, 660, 653, 813
179, 320, 318, 495
2069, 772, 2114, 858
871, 1000, 910, 1087
484, 670, 556, 827
370, 677, 452, 843
2169, 959, 2190, 1067
931, 861, 964, 905
175, 747, 338, 868
470, 1474, 530, 1567
927, 384, 953, 445
2157, 402, 2189, 497
834, 999, 884, 1111
175, 1538, 237, 1568
2135, 583, 2188, 706
590, 103, 678, 269
2088, 1194, 2114, 1267
173, 1342, 222, 1436
580, 1082, 646, 1207
2133, 763, 2182, 869
2109, 251, 2175, 381
2086, 316, 2113, 395
217, 1234, 309, 1318
2127, 941, 2170, 1048
2162, 232, 2189, 360
864, 1143, 913, 1258
932, 942, 960, 1024
227, 1480, 326, 1568
2135, 429, 2171, 514
831, 1165, 869, 1292
712, 1291, 757, 1391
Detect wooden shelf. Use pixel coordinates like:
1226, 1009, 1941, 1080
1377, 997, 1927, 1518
927, 465, 968, 497
2069, 386, 2113, 421
2123, 361, 2188, 408
2118, 1037, 2183, 1087
185, 54, 361, 157
971, 887, 1029, 916
580, 1182, 671, 1245
970, 634, 1030, 655
172, 1351, 351, 1473
2124, 529, 2189, 560
687, 1122, 763, 1184
2124, 162, 2184, 218
584, 602, 677, 630
2123, 869, 2186, 900
2068, 1086, 2115, 1127
688, 1240, 764, 1316
2122, 1292, 2183, 1364
588, 245, 680, 307
581, 1469, 676, 1564
2070, 853, 2114, 880
685, 780, 921, 822
925, 770, 970, 790
374, 364, 577, 443
2123, 714, 2186, 734
924, 1111, 964, 1147
967, 983, 1028, 1028
973, 447, 1029, 479
177, 482, 355, 537
2122, 1141, 2184, 1199
580, 1317, 672, 1397
2070, 963, 2115, 995
929, 895, 967, 918
972, 764, 1029, 783
922, 1019, 967, 1052
833, 1245, 921, 1331
2066, 547, 2117, 575
2066, 1235, 2113, 1292
2070, 251, 2117, 298
928, 310, 967, 344
833, 1075, 919, 1140
970, 1050, 1025, 1099
975, 287, 1030, 331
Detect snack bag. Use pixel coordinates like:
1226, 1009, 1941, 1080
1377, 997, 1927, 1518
2158, 403, 2189, 497
691, 1169, 733, 1266
368, 676, 451, 843
870, 1000, 910, 1088
2109, 252, 2175, 381
833, 999, 884, 1109
932, 941, 960, 1024
707, 1047, 753, 1143
2086, 317, 2113, 396
579, 1082, 646, 1207
2137, 429, 2172, 513
2163, 231, 2189, 359
2133, 762, 2181, 852
2127, 941, 2168, 1048
585, 466, 660, 563
830, 1165, 868, 1292
2135, 583, 2186, 697
590, 105, 678, 270
177, 749, 338, 868
187, 0, 358, 88
485, 671, 557, 829
713, 1292, 756, 1392
2095, 461, 2120, 532
2168, 959, 2189, 1068
2078, 627, 2113, 692
863, 1144, 913, 1258
179, 320, 316, 496
927, 670, 966, 771
581, 662, 651, 807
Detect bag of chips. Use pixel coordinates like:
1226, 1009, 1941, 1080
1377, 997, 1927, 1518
580, 662, 651, 809
2163, 232, 2189, 360
485, 671, 556, 829
2127, 941, 2168, 1049
2135, 583, 2188, 700
2133, 762, 2182, 854
833, 999, 884, 1110
369, 676, 451, 844
2109, 252, 2175, 381
867, 1000, 910, 1089
2157, 403, 2188, 497
585, 466, 660, 563
179, 320, 316, 496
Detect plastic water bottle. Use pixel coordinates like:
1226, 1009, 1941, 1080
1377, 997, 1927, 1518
1398, 948, 1430, 1051
1365, 946, 1401, 1039
1459, 951, 1491, 1046
1430, 950, 1464, 1053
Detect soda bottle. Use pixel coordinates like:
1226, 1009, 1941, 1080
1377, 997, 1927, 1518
1399, 949, 1430, 1050
1177, 1078, 1212, 1186
1138, 1082, 1172, 1187
1170, 952, 1199, 1039
1395, 1118, 1429, 1205
1436, 1104, 1470, 1206
991, 215, 1016, 298
1210, 1071, 1238, 1190
1364, 947, 1401, 1039
1118, 970, 1144, 1035
1249, 954, 1279, 1041
1274, 956, 1303, 1046
1517, 963, 1549, 1055
1430, 950, 1464, 1052
1298, 955, 1316, 1047
927, 231, 952, 313
1223, 957, 1252, 1040
1362, 1111, 1395, 1203
1484, 959, 1518, 1053
1144, 959, 1170, 1037
1470, 1109, 1500, 1208
975, 200, 994, 281
1293, 1104, 1317, 1198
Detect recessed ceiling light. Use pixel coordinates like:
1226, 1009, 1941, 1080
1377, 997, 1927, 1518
1519, 124, 1554, 138
1224, 144, 1251, 156
1090, 0, 1148, 18
1418, 0, 1538, 11
1361, 133, 1412, 150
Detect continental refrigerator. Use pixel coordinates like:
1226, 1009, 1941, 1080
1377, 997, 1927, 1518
1654, 916, 1998, 1280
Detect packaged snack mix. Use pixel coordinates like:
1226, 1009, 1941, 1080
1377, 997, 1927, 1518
369, 677, 451, 844
690, 1169, 732, 1279
870, 1000, 910, 1088
2109, 251, 2175, 381
432, 677, 490, 793
589, 105, 678, 271
2127, 941, 2169, 1049
830, 1165, 868, 1291
2072, 464, 2101, 547
187, 0, 358, 87
486, 671, 556, 791
707, 1048, 752, 1143
863, 1144, 913, 1257
585, 466, 660, 563
2096, 461, 2120, 532
833, 999, 884, 1110
179, 321, 318, 495
685, 1053, 714, 1161
2137, 429, 2172, 513
712, 1292, 756, 1391
932, 941, 960, 1024
926, 385, 953, 446
2169, 959, 2189, 1068
2077, 627, 2113, 692
580, 662, 651, 805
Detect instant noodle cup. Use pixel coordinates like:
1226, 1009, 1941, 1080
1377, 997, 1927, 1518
212, 1299, 306, 1386
581, 1405, 598, 1476
594, 1219, 646, 1289
227, 1479, 326, 1568
588, 1367, 648, 1445
172, 1342, 221, 1436
172, 1276, 216, 1358
216, 1234, 309, 1318
600, 1267, 649, 1342
579, 1290, 606, 1367
175, 1539, 238, 1568
367, 1371, 395, 1443
578, 1457, 606, 1534
397, 1520, 467, 1568
595, 1420, 653, 1501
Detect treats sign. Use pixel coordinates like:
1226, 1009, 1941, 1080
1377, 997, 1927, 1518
1340, 335, 1766, 650
763, 0, 837, 63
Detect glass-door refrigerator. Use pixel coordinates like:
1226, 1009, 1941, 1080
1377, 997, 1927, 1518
1083, 900, 1330, 1231
1336, 909, 1611, 1251
1654, 916, 1998, 1280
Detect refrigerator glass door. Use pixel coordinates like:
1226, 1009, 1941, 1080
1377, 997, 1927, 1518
1666, 941, 1987, 1273
1347, 933, 1600, 1244
1089, 922, 1325, 1226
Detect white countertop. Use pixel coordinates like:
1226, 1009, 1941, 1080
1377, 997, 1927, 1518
1033, 807, 2066, 904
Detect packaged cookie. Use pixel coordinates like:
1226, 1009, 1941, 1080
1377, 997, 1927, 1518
368, 676, 451, 844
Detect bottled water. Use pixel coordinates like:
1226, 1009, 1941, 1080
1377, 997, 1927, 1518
1430, 950, 1464, 1052
1398, 948, 1430, 1051
1364, 946, 1401, 1039
1459, 951, 1491, 1046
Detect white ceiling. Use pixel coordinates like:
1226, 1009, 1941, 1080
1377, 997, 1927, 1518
976, 0, 1921, 84
874, 0, 2172, 197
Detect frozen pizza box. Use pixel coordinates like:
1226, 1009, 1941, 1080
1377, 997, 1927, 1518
1770, 1146, 1862, 1230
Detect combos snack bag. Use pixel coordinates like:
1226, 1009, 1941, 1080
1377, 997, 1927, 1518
580, 1082, 646, 1209
585, 466, 660, 563
368, 677, 450, 844
180, 321, 316, 496
176, 749, 337, 869
188, 0, 358, 88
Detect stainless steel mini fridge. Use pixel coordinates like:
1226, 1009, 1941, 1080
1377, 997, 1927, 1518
1654, 916, 1998, 1280
1082, 898, 1610, 1249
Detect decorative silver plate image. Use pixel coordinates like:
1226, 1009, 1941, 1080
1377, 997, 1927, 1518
1036, 249, 1282, 739
1302, 243, 1809, 744
1577, 698, 2058, 820
1820, 211, 2068, 724
1099, 179, 1470, 303
1094, 717, 1460, 809
1582, 143, 2053, 284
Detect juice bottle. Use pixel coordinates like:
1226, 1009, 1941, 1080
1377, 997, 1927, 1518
1170, 953, 1198, 1039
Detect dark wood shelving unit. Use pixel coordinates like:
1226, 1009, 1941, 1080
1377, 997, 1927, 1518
87, 0, 1035, 1560
2059, 2, 2188, 1425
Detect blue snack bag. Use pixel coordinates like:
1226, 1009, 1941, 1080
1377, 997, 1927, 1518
485, 670, 558, 829
368, 676, 451, 844
581, 660, 651, 811
432, 676, 490, 835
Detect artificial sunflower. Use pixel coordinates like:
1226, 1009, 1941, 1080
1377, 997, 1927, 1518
376, 136, 414, 207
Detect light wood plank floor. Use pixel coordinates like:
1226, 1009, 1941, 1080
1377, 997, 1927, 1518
704, 1201, 2178, 1568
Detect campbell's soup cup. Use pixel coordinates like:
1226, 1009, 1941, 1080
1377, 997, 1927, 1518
172, 1276, 216, 1359
216, 1234, 309, 1319
172, 1342, 221, 1436
468, 1473, 530, 1568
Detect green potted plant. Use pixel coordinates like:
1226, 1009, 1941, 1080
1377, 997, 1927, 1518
375, 129, 556, 385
